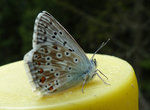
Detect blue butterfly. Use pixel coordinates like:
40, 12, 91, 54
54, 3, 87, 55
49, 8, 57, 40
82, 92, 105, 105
24, 11, 109, 95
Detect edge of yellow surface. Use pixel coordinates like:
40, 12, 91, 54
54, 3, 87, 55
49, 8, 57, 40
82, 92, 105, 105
0, 54, 139, 110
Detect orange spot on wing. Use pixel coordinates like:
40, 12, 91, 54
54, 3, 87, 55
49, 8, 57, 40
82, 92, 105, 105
39, 68, 43, 73
38, 55, 41, 58
52, 45, 58, 50
48, 86, 53, 91
38, 62, 41, 65
40, 77, 46, 83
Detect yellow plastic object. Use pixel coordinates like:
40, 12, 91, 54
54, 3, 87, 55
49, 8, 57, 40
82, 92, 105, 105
0, 54, 138, 110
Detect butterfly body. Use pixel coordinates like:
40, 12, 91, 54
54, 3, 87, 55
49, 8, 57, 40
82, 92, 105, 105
24, 11, 97, 95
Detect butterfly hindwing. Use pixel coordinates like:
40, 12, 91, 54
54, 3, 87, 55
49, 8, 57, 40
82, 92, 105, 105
25, 44, 81, 94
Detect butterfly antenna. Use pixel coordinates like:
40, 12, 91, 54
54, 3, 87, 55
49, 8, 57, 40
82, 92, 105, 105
91, 38, 110, 60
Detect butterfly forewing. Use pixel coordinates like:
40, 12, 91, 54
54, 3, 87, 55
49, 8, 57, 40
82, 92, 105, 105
33, 11, 88, 61
24, 11, 91, 95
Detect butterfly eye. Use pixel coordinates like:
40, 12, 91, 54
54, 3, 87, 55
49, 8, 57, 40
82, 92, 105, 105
74, 57, 78, 63
54, 32, 57, 35
46, 62, 50, 65
52, 35, 56, 39
64, 51, 70, 56
68, 66, 72, 71
54, 72, 60, 77
34, 54, 38, 59
63, 41, 67, 46
56, 53, 62, 58
93, 59, 97, 66
45, 56, 51, 61
50, 67, 55, 73
45, 85, 48, 88
55, 82, 59, 86
67, 74, 71, 79
54, 80, 60, 86
59, 31, 62, 35
50, 22, 52, 25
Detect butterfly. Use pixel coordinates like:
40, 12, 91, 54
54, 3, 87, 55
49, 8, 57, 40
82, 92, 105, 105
24, 11, 109, 96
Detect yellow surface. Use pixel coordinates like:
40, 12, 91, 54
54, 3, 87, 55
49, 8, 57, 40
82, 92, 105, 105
0, 54, 138, 110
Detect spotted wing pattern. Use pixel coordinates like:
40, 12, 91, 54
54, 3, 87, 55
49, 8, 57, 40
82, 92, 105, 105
24, 11, 90, 95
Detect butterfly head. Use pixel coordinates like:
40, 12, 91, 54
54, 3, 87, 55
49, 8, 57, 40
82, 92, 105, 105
93, 58, 97, 67
84, 58, 97, 81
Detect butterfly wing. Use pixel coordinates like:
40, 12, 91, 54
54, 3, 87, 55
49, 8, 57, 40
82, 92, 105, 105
24, 11, 90, 95
33, 11, 88, 61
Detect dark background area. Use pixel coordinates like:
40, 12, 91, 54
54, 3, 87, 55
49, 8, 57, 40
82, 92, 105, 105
0, 0, 150, 109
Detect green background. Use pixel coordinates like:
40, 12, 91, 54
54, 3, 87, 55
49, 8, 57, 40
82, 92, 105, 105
0, 0, 150, 109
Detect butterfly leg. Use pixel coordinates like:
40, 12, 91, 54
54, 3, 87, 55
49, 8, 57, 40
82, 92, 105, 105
95, 69, 110, 85
82, 75, 89, 93
96, 69, 108, 79
82, 79, 86, 93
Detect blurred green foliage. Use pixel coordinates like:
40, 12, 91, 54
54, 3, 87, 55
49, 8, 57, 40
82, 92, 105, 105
0, 0, 150, 109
